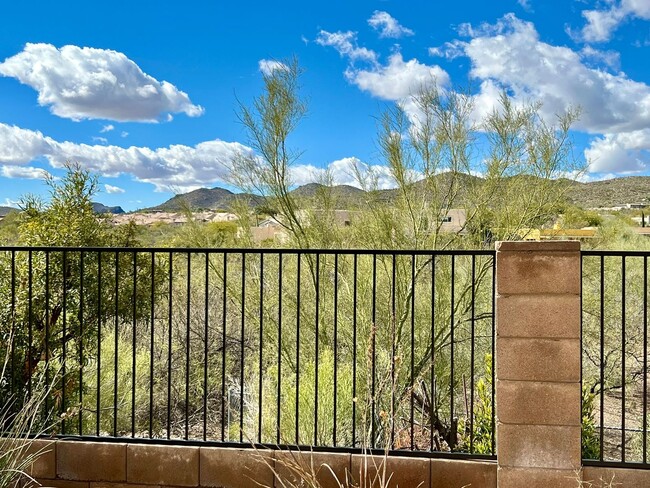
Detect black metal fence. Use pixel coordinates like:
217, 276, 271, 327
0, 246, 495, 458
582, 250, 650, 467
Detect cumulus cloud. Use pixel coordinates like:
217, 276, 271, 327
580, 46, 621, 71
0, 122, 250, 192
438, 13, 650, 173
290, 157, 400, 190
0, 124, 55, 164
315, 30, 378, 63
104, 184, 125, 194
0, 121, 406, 193
0, 165, 51, 180
576, 0, 650, 43
0, 43, 204, 122
317, 28, 450, 119
585, 130, 650, 173
368, 11, 414, 38
100, 124, 114, 133
258, 59, 288, 75
346, 52, 449, 101
121, 131, 129, 138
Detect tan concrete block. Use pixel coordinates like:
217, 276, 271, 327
430, 459, 496, 488
35, 480, 90, 488
199, 447, 274, 488
350, 454, 429, 488
496, 241, 580, 253
582, 466, 650, 487
90, 484, 159, 488
496, 251, 580, 296
496, 337, 580, 382
5, 438, 57, 479
497, 467, 580, 488
29, 439, 57, 479
496, 294, 580, 339
274, 451, 350, 488
127, 444, 199, 487
497, 424, 581, 470
496, 380, 580, 426
57, 441, 126, 482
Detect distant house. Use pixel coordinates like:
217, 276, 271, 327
439, 209, 467, 233
246, 217, 288, 243
294, 209, 355, 227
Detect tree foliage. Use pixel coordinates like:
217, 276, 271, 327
0, 163, 159, 418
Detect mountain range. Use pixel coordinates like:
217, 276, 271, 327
0, 203, 124, 217
143, 174, 650, 212
5, 175, 650, 217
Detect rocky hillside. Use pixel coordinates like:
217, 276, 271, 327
0, 205, 16, 217
147, 187, 264, 212
565, 177, 650, 208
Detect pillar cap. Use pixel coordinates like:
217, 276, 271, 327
496, 241, 580, 252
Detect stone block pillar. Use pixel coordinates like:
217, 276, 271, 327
495, 241, 582, 488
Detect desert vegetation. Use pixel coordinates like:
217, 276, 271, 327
1, 60, 649, 488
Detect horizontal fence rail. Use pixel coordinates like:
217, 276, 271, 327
582, 250, 650, 468
0, 246, 495, 458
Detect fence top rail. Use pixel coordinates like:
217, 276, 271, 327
582, 250, 650, 257
0, 245, 495, 256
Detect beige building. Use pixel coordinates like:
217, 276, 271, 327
438, 208, 467, 233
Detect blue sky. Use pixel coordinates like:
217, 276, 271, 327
1, 0, 650, 211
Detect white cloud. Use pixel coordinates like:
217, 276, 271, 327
0, 43, 204, 122
121, 131, 129, 138
585, 130, 650, 173
315, 30, 378, 63
439, 13, 650, 173
318, 26, 450, 122
258, 59, 288, 76
290, 157, 399, 190
368, 11, 414, 38
0, 124, 55, 164
104, 184, 125, 194
346, 52, 450, 101
0, 165, 51, 180
0, 122, 251, 192
576, 0, 650, 43
0, 121, 408, 193
580, 46, 621, 71
2, 198, 20, 208
517, 0, 532, 11
429, 41, 466, 60
100, 124, 114, 133
92, 136, 108, 144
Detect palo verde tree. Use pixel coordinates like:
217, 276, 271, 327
225, 61, 583, 452
353, 89, 581, 250
353, 87, 582, 449
229, 59, 348, 249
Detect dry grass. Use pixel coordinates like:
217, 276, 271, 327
577, 471, 621, 488
0, 332, 58, 488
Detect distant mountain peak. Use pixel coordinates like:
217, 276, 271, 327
92, 202, 125, 214
147, 186, 261, 212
